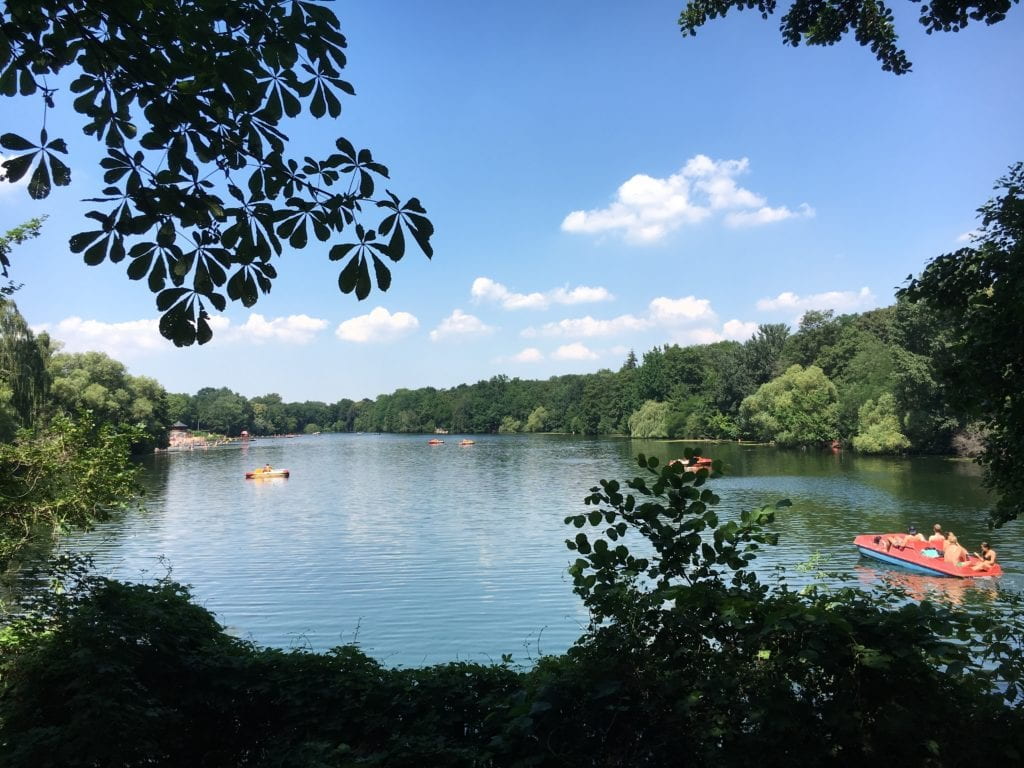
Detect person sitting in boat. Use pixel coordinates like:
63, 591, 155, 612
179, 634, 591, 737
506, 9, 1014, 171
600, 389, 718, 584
263, 463, 273, 472
880, 526, 923, 552
943, 533, 969, 566
928, 524, 946, 545
970, 542, 997, 572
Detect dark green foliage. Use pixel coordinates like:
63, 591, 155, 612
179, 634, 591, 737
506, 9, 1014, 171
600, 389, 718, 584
48, 350, 171, 453
0, 218, 44, 297
678, 0, 1020, 74
901, 162, 1024, 526
4, 461, 1024, 766
0, 1, 432, 345
0, 297, 50, 439
0, 413, 141, 568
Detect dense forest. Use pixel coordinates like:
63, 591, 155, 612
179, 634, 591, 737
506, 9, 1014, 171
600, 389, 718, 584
2, 293, 976, 457
158, 299, 971, 457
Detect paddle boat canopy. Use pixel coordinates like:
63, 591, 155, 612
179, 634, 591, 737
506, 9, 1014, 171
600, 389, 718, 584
245, 468, 290, 479
854, 534, 1001, 578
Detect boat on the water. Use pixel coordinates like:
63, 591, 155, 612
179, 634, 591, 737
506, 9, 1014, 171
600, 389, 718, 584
245, 468, 290, 479
669, 456, 713, 469
854, 534, 1002, 578
459, 439, 475, 446
427, 438, 444, 445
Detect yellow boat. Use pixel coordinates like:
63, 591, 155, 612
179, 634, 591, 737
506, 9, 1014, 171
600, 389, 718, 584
245, 468, 290, 479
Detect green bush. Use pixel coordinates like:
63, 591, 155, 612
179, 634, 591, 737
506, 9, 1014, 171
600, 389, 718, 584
3, 458, 1024, 766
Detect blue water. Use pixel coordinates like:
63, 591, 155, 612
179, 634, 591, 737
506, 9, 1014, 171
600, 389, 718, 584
61, 435, 1021, 666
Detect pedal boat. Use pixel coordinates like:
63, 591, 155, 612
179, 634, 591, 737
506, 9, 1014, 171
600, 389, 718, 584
245, 468, 290, 479
854, 534, 1002, 578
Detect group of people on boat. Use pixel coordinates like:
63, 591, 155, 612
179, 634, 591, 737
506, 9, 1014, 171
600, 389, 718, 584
878, 524, 997, 572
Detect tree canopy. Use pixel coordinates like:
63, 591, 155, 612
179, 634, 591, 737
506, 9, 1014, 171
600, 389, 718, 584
678, 0, 1020, 74
900, 162, 1024, 526
0, 0, 433, 346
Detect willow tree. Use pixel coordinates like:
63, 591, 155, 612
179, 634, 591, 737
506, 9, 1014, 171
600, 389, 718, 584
0, 298, 50, 440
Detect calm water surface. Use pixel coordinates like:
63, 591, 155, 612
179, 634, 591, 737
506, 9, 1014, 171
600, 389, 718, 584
62, 435, 1023, 666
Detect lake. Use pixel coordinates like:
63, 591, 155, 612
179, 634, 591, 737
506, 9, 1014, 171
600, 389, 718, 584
61, 434, 1023, 667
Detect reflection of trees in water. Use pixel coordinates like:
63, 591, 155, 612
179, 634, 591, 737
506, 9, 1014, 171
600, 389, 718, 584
854, 564, 1001, 608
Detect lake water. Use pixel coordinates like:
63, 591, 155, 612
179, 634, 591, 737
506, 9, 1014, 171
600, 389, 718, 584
61, 434, 1023, 666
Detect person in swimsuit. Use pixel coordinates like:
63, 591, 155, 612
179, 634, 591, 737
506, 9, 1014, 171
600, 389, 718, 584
970, 542, 997, 572
943, 533, 968, 566
928, 524, 946, 545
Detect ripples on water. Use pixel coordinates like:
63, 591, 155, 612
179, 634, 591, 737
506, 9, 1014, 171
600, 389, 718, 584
61, 435, 1019, 666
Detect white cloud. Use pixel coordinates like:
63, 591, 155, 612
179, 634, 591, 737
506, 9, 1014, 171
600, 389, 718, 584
756, 286, 875, 314
673, 327, 725, 345
552, 342, 599, 361
722, 319, 758, 340
230, 313, 327, 344
511, 347, 544, 363
561, 154, 812, 242
549, 285, 614, 304
525, 313, 651, 338
724, 203, 815, 228
429, 309, 495, 341
34, 312, 330, 355
648, 296, 715, 325
956, 229, 980, 243
471, 277, 613, 310
34, 317, 164, 357
335, 307, 419, 343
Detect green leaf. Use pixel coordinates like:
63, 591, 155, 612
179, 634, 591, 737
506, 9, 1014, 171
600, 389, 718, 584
2, 152, 34, 184
338, 255, 361, 294
27, 160, 51, 199
0, 133, 35, 151
371, 255, 391, 292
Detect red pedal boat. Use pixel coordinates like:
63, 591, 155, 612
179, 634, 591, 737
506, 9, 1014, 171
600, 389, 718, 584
854, 534, 1002, 578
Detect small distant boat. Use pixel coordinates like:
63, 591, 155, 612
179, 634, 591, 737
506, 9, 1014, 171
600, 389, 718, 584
245, 468, 290, 479
459, 439, 475, 446
669, 456, 713, 469
427, 438, 444, 445
854, 534, 1002, 578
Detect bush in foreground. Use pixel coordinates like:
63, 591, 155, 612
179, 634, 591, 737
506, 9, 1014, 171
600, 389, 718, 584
2, 455, 1023, 766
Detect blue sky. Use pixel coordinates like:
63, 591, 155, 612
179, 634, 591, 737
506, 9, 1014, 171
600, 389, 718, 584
3, 1, 1022, 401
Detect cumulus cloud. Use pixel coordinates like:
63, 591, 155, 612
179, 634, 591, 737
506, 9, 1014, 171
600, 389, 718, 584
561, 154, 812, 243
523, 313, 651, 338
33, 312, 329, 356
511, 347, 544, 363
429, 309, 495, 341
756, 286, 875, 314
229, 313, 327, 344
648, 296, 715, 325
524, 294, 718, 339
552, 342, 599, 361
722, 319, 758, 340
335, 307, 419, 343
724, 202, 815, 228
34, 317, 165, 357
673, 327, 726, 345
471, 277, 612, 310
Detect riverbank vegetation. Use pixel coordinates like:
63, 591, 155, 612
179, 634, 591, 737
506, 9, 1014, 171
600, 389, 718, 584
164, 298, 968, 458
3, 457, 1023, 766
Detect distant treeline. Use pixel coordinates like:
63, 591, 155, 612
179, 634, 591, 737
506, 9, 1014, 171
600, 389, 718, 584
164, 300, 975, 455
0, 295, 976, 455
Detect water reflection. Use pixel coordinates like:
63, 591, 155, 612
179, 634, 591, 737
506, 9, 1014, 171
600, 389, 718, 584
59, 435, 1014, 666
